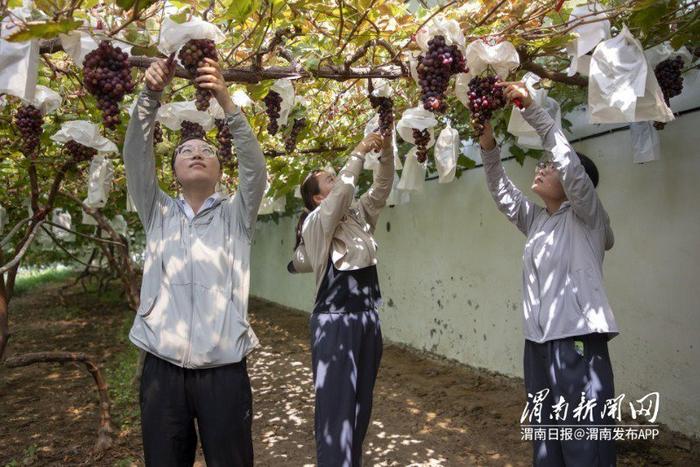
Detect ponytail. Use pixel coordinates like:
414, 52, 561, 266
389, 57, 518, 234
294, 210, 309, 250
294, 169, 322, 251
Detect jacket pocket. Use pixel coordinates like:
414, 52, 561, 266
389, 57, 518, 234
137, 295, 159, 318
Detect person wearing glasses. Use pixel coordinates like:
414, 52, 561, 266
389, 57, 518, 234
287, 130, 392, 467
480, 82, 619, 466
123, 57, 266, 466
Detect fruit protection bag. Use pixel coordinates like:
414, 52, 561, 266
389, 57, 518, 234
507, 72, 562, 149
50, 121, 119, 153
565, 3, 611, 77
0, 7, 40, 102
434, 123, 459, 184
156, 101, 215, 131
588, 26, 673, 124
415, 16, 466, 53
397, 106, 437, 146
59, 30, 99, 68
24, 85, 62, 115
269, 78, 295, 127
52, 208, 75, 242
464, 40, 519, 80
630, 121, 660, 164
396, 147, 426, 192
86, 155, 114, 208
158, 16, 226, 57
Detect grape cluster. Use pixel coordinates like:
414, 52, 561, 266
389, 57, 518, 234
416, 35, 467, 113
178, 39, 218, 111
466, 75, 507, 136
412, 129, 430, 163
15, 104, 43, 156
263, 90, 283, 135
654, 56, 684, 130
180, 121, 206, 142
369, 95, 394, 137
215, 118, 232, 161
284, 117, 307, 153
64, 140, 97, 163
83, 41, 135, 128
153, 122, 163, 146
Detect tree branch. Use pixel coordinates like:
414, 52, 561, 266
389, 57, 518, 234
4, 351, 114, 451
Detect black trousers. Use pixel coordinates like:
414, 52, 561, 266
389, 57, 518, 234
139, 352, 253, 467
310, 309, 383, 467
524, 333, 617, 467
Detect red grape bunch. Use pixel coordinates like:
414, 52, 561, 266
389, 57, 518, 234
416, 35, 468, 113
654, 56, 684, 129
180, 121, 206, 142
466, 75, 507, 136
83, 41, 135, 129
263, 90, 283, 135
153, 122, 163, 146
285, 117, 307, 153
64, 140, 97, 163
15, 104, 43, 156
369, 95, 394, 138
178, 39, 218, 111
215, 119, 232, 161
412, 129, 431, 163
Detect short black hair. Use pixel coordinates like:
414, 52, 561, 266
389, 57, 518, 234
576, 152, 599, 188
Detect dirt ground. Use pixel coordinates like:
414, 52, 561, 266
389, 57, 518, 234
1, 279, 698, 466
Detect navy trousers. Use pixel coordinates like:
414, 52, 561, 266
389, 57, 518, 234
523, 333, 617, 467
310, 310, 383, 467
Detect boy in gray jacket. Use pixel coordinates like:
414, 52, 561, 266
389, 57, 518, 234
123, 57, 266, 466
482, 81, 618, 467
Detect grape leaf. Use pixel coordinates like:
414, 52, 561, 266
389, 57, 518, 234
6, 19, 83, 42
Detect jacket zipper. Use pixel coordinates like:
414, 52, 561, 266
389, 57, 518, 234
181, 201, 223, 368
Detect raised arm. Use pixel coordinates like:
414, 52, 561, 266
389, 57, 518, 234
228, 110, 267, 239
480, 123, 542, 236
123, 59, 175, 230
196, 58, 266, 240
502, 82, 611, 232
316, 132, 383, 235
358, 134, 395, 231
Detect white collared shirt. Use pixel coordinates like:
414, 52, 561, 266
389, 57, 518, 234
177, 192, 221, 221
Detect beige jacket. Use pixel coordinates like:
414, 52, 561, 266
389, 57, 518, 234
292, 144, 394, 296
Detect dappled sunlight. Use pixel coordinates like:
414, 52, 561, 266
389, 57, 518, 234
247, 301, 530, 465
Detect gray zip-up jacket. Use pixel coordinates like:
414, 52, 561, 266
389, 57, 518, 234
483, 103, 619, 343
291, 144, 394, 296
125, 89, 267, 368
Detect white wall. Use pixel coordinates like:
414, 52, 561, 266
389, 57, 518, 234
250, 109, 700, 437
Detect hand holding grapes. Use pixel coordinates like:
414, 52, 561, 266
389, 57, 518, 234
355, 132, 383, 155
496, 81, 533, 109
145, 58, 176, 93
195, 58, 236, 114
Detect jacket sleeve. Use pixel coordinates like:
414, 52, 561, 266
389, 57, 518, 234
317, 153, 365, 236
288, 243, 313, 274
358, 144, 394, 232
521, 104, 613, 242
123, 88, 168, 230
482, 145, 542, 236
224, 107, 267, 240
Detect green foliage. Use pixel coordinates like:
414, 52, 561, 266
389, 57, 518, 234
13, 265, 74, 296
6, 19, 82, 42
0, 0, 697, 269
